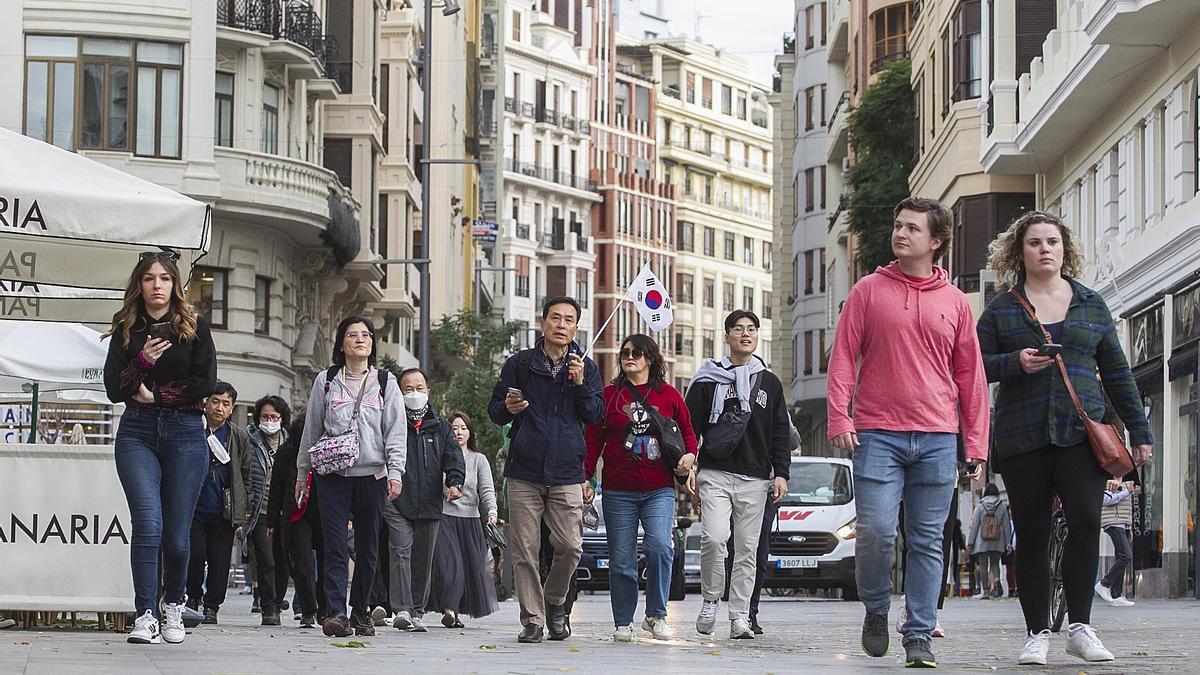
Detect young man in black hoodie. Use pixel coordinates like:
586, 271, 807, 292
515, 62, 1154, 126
685, 310, 791, 640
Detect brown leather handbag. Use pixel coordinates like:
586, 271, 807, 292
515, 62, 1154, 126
1010, 290, 1135, 478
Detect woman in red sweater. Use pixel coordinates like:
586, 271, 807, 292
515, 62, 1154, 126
585, 334, 698, 642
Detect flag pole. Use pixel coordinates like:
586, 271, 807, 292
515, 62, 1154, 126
584, 297, 627, 359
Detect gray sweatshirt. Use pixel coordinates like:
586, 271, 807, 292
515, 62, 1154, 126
442, 450, 497, 520
297, 367, 406, 482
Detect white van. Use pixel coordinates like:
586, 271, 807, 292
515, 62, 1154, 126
764, 456, 857, 599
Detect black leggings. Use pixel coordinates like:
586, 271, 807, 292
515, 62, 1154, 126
999, 443, 1107, 632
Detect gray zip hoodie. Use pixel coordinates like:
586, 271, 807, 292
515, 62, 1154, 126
297, 367, 406, 482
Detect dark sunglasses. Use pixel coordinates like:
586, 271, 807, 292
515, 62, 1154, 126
140, 250, 182, 263
620, 347, 645, 360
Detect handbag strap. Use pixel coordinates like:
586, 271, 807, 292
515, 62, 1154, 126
1009, 289, 1087, 419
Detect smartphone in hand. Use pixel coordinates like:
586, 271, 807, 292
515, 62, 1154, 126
1035, 343, 1063, 357
506, 387, 524, 400
148, 321, 173, 342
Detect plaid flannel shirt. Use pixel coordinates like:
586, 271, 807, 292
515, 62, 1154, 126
976, 278, 1152, 464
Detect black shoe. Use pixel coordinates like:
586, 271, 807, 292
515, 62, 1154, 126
261, 611, 281, 627
299, 613, 317, 629
322, 614, 354, 638
185, 599, 199, 612
861, 612, 889, 657
547, 604, 570, 641
251, 598, 261, 614
201, 607, 219, 625
904, 638, 937, 668
750, 618, 764, 635
518, 624, 544, 643
350, 611, 376, 637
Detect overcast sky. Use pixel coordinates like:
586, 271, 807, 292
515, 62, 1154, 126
666, 0, 796, 86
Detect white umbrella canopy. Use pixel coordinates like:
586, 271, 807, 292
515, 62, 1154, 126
0, 320, 109, 395
0, 127, 210, 314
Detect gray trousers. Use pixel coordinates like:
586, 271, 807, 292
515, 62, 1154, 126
382, 505, 440, 617
698, 469, 769, 621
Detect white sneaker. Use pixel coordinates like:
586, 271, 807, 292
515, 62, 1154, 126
1110, 596, 1135, 607
371, 606, 388, 626
393, 610, 413, 631
1094, 582, 1114, 603
1066, 623, 1114, 662
642, 616, 671, 640
613, 624, 634, 642
695, 600, 718, 635
1018, 629, 1051, 665
730, 617, 753, 639
895, 598, 907, 634
160, 602, 185, 644
410, 615, 428, 632
931, 620, 945, 638
127, 610, 160, 644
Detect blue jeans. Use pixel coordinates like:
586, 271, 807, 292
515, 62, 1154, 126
114, 405, 208, 615
852, 430, 956, 643
601, 488, 675, 627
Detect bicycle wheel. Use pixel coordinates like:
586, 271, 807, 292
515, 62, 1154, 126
1049, 527, 1068, 632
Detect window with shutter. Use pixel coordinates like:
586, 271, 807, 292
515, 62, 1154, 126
1015, 0, 1056, 77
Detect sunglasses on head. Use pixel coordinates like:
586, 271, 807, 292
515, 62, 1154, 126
620, 347, 645, 360
139, 250, 182, 263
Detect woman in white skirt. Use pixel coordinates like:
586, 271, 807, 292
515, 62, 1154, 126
429, 412, 499, 627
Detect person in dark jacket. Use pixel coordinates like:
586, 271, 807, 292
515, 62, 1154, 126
966, 483, 1014, 600
381, 368, 465, 633
266, 412, 325, 628
488, 296, 604, 644
103, 252, 217, 645
185, 381, 254, 625
245, 395, 289, 625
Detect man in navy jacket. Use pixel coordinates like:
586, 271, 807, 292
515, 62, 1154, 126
489, 296, 603, 643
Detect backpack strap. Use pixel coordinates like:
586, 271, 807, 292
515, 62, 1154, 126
323, 365, 341, 393
377, 368, 390, 402
514, 349, 534, 392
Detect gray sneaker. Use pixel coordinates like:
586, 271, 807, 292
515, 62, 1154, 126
695, 599, 718, 635
861, 612, 889, 657
904, 637, 937, 668
409, 615, 429, 633
730, 617, 753, 640
393, 610, 413, 631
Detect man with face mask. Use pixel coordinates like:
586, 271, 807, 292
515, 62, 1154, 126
380, 368, 466, 632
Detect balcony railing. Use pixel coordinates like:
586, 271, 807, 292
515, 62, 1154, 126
702, 97, 713, 108
217, 0, 338, 80
561, 115, 577, 131
515, 222, 531, 239
217, 0, 279, 35
663, 84, 681, 100
282, 0, 324, 57
869, 48, 909, 75
520, 102, 536, 118
507, 159, 597, 191
504, 97, 517, 113
575, 235, 589, 252
828, 90, 850, 129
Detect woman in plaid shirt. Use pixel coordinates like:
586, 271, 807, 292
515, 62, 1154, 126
976, 212, 1152, 667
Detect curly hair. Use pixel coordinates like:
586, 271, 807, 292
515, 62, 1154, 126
986, 211, 1084, 285
104, 252, 198, 347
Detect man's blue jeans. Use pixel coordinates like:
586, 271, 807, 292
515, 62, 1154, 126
852, 430, 956, 643
114, 406, 209, 615
601, 488, 675, 627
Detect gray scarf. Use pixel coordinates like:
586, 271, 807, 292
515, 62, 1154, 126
688, 356, 767, 423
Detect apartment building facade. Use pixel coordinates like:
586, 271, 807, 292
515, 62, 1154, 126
982, 0, 1200, 598
4, 0, 409, 411
650, 37, 774, 388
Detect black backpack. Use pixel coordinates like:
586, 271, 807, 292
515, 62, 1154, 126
324, 365, 391, 400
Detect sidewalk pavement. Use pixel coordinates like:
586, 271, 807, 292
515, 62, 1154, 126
1, 591, 1196, 673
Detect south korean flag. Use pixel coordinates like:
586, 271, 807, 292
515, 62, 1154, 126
625, 263, 674, 332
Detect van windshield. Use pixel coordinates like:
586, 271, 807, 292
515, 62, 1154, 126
782, 462, 853, 506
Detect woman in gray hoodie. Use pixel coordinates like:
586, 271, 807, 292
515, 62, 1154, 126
967, 483, 1014, 599
296, 316, 407, 638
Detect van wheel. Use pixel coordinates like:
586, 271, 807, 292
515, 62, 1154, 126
841, 585, 859, 601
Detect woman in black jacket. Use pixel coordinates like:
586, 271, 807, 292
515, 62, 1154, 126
103, 252, 217, 645
267, 412, 324, 628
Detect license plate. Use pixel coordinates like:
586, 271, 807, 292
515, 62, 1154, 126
596, 559, 609, 569
774, 557, 818, 569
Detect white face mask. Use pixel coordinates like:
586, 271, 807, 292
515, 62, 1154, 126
403, 391, 429, 411
260, 420, 281, 436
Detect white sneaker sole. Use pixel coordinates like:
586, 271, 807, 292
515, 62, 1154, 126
1067, 648, 1114, 662
162, 630, 184, 644
127, 634, 160, 644
1018, 653, 1047, 666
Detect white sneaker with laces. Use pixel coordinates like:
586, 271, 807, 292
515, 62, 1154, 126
695, 600, 718, 635
1018, 629, 1051, 665
613, 624, 634, 642
160, 602, 185, 644
1066, 623, 1114, 662
642, 616, 671, 640
127, 610, 160, 644
730, 617, 753, 639
1094, 582, 1114, 603
394, 610, 413, 631
1109, 596, 1135, 607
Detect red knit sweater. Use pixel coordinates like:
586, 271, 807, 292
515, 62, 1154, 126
584, 381, 698, 492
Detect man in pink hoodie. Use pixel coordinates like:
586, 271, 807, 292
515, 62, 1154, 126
827, 197, 990, 668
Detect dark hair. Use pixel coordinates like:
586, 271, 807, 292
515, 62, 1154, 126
612, 334, 666, 389
447, 410, 478, 452
893, 197, 953, 262
332, 315, 378, 368
984, 482, 1000, 498
211, 380, 238, 401
253, 395, 291, 428
541, 296, 582, 322
398, 367, 428, 386
724, 309, 760, 333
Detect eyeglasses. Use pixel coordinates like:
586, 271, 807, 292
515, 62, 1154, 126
259, 414, 283, 422
139, 250, 181, 263
345, 331, 373, 340
620, 347, 645, 360
728, 325, 758, 335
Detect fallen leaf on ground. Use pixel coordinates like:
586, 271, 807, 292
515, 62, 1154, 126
330, 640, 370, 648
707, 650, 722, 656
479, 643, 498, 650
568, 647, 580, 653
